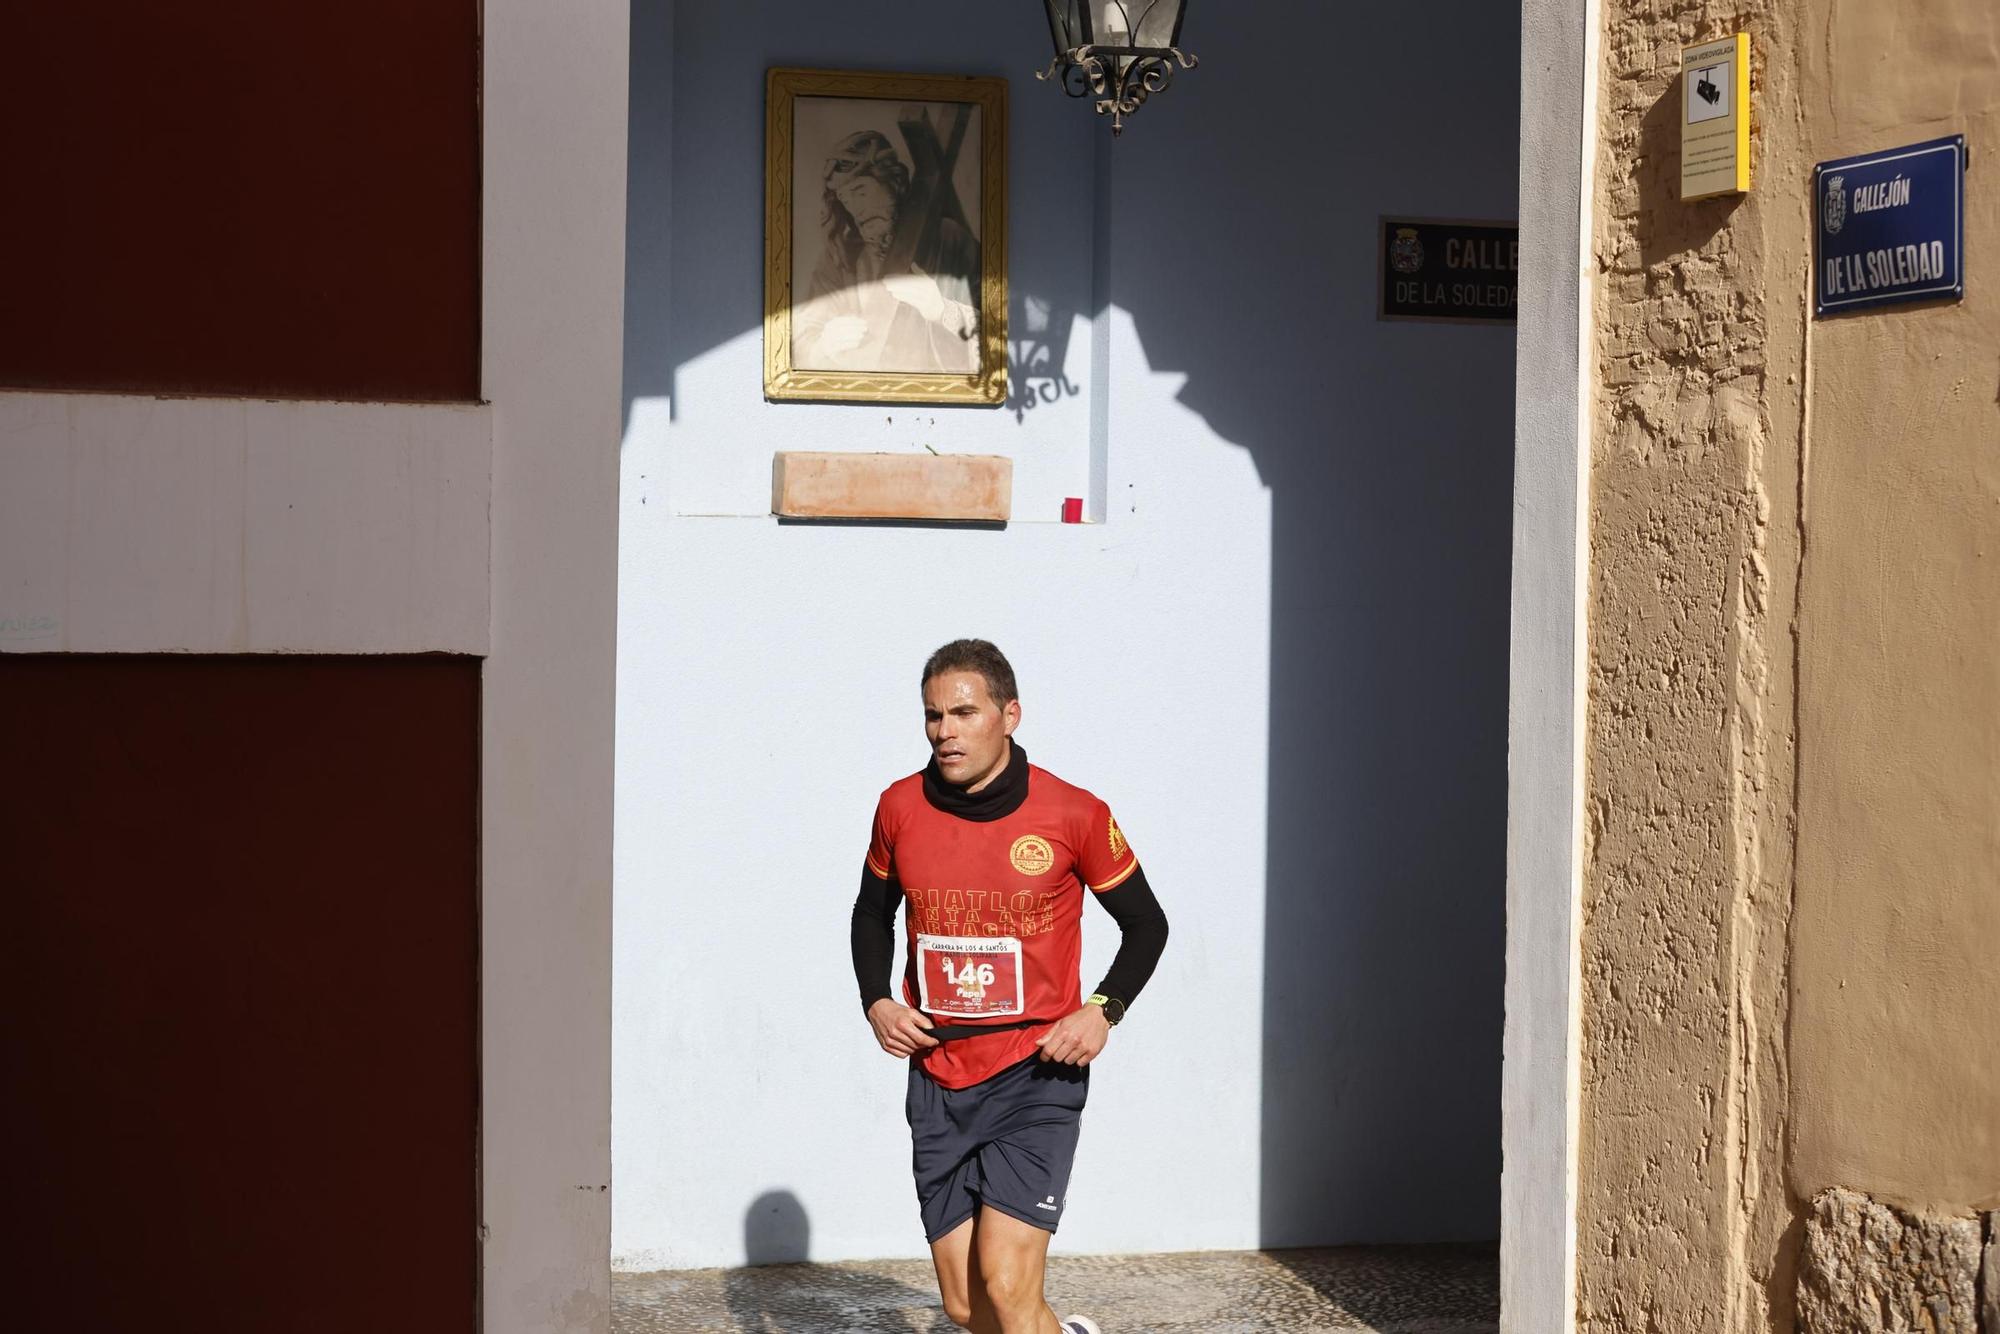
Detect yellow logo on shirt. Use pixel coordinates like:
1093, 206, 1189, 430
1108, 817, 1128, 862
1009, 835, 1055, 876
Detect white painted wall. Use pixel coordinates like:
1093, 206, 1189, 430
617, 309, 1271, 1269
615, 0, 1518, 1271
0, 395, 489, 654
617, 0, 1244, 1271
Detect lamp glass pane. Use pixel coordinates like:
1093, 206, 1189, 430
1098, 0, 1182, 48
1045, 0, 1086, 51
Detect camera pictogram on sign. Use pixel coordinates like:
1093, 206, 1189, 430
1686, 62, 1729, 123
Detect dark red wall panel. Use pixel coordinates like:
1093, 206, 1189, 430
1, 4, 481, 401
0, 655, 479, 1332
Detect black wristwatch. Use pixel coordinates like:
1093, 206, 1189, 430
1085, 993, 1126, 1026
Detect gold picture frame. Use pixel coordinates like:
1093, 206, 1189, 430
764, 67, 1007, 405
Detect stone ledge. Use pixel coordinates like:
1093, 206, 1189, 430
770, 452, 1012, 523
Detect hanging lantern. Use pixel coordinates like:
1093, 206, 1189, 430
1038, 1, 1198, 136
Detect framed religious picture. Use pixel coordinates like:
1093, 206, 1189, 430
764, 68, 1007, 405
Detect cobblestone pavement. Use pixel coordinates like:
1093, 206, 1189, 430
615, 1243, 1498, 1333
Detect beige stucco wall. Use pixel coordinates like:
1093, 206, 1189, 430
1787, 0, 2000, 1216
1580, 0, 1997, 1330
1581, 5, 1804, 1329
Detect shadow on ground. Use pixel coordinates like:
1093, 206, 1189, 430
695, 1190, 945, 1333
1266, 1244, 1499, 1330
615, 1236, 1498, 1334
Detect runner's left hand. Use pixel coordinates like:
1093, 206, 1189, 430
1035, 1004, 1110, 1066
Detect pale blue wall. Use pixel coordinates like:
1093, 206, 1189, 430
1098, 9, 1521, 1246
614, 0, 1516, 1267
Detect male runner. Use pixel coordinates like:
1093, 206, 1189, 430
850, 640, 1170, 1334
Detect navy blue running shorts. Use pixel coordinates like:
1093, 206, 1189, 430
906, 1054, 1089, 1243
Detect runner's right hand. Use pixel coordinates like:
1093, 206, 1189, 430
867, 998, 939, 1057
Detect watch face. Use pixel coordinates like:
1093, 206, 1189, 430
1104, 998, 1126, 1025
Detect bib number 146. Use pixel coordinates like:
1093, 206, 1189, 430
914, 934, 1024, 1018
940, 958, 996, 989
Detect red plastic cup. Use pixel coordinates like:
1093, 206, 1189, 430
1061, 497, 1084, 524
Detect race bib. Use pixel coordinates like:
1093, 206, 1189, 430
914, 934, 1024, 1018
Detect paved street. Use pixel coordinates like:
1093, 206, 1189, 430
615, 1243, 1498, 1333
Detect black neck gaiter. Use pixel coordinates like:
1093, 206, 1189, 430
921, 742, 1029, 822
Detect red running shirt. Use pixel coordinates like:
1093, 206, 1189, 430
866, 763, 1140, 1089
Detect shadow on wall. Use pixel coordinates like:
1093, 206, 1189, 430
620, 0, 1083, 433
743, 1188, 811, 1264
725, 1190, 944, 1332
1007, 293, 1083, 424
1632, 70, 1744, 269
1093, 9, 1517, 1244
621, 0, 1517, 1250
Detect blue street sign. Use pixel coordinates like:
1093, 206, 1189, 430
1814, 135, 1966, 317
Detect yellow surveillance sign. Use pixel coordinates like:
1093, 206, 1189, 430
1681, 34, 1750, 200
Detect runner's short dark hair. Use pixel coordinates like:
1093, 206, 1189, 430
922, 639, 1018, 706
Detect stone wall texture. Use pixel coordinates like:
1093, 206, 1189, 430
1983, 1223, 1999, 1332
1796, 1189, 1982, 1334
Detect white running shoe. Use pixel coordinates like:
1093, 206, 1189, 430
1060, 1319, 1101, 1334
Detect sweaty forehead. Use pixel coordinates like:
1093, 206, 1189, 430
924, 670, 993, 710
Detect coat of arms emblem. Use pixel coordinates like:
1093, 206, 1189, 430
1389, 227, 1425, 274
1822, 175, 1845, 235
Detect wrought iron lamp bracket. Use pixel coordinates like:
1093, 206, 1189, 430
1036, 44, 1199, 136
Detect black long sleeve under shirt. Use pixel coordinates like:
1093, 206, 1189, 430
850, 747, 1169, 1015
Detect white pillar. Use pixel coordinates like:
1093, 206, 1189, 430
1504, 0, 1596, 1329
480, 0, 628, 1328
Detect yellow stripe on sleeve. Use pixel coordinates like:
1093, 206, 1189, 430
1090, 858, 1140, 893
